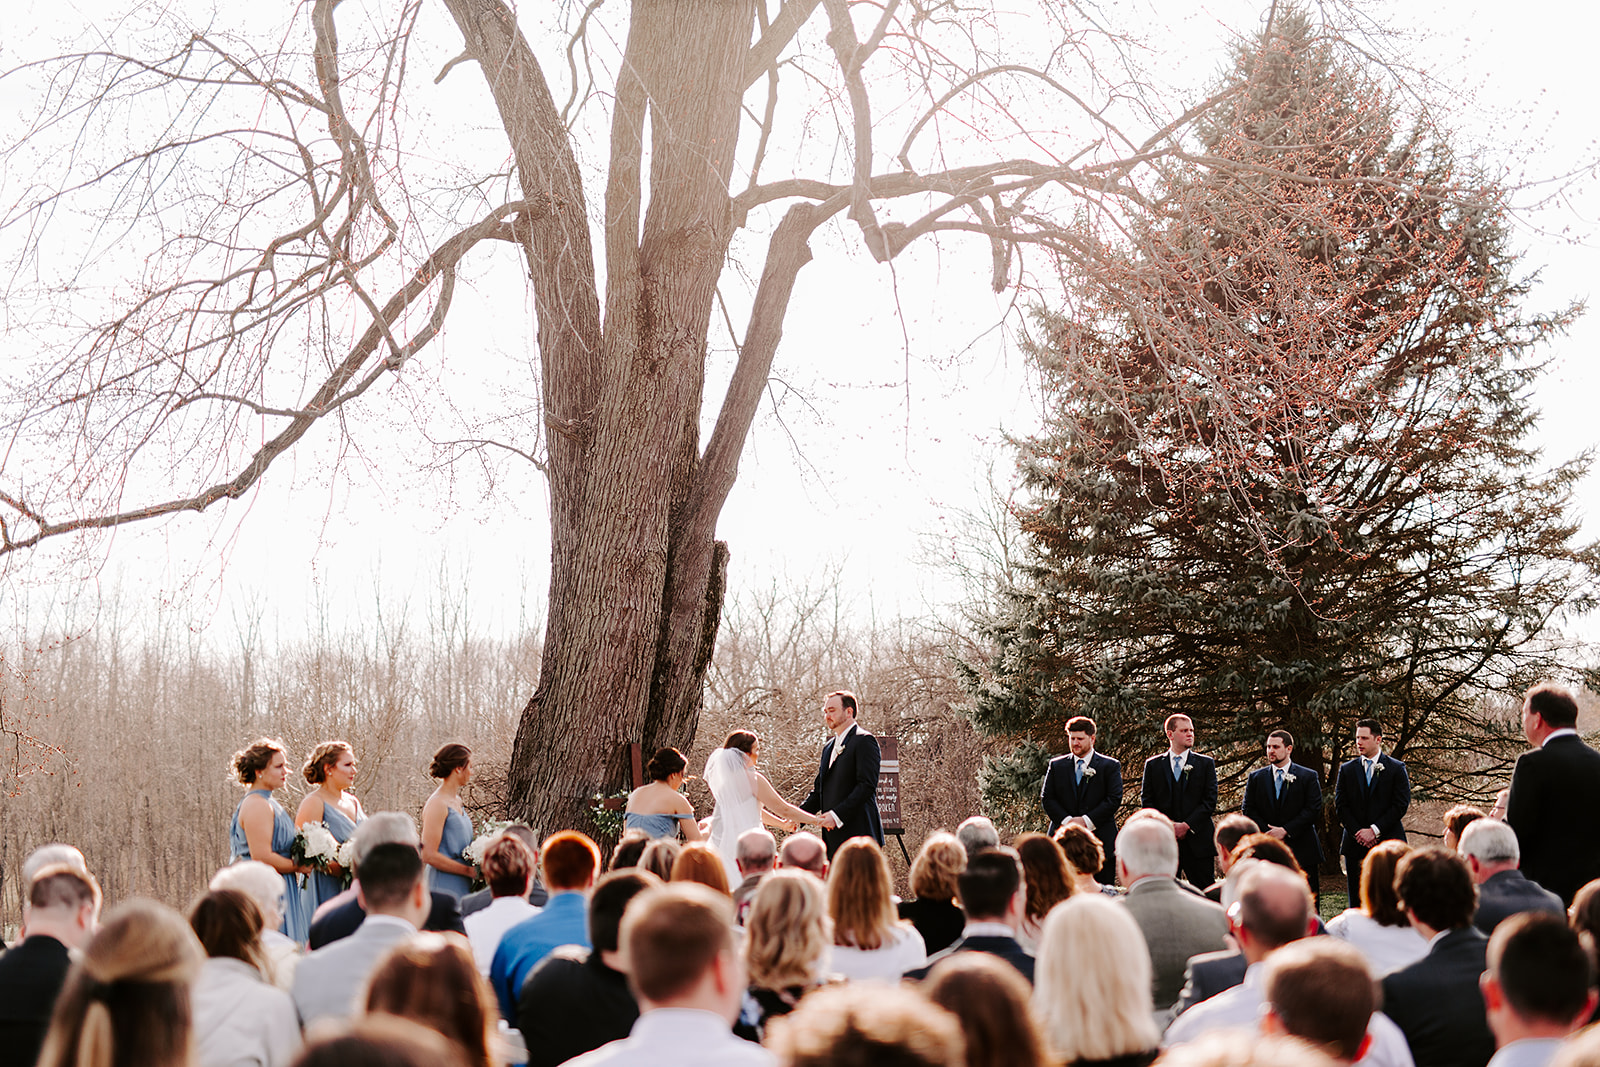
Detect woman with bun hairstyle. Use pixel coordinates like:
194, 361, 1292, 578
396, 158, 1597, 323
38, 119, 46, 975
624, 747, 705, 841
421, 742, 477, 901
229, 738, 313, 943
35, 898, 205, 1067
294, 741, 366, 915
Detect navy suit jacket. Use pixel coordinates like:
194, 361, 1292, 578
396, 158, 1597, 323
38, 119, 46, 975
801, 723, 883, 854
307, 888, 465, 949
905, 934, 1035, 984
1334, 752, 1409, 855
1506, 734, 1600, 904
1041, 750, 1122, 856
1381, 926, 1494, 1067
1473, 868, 1565, 934
1140, 752, 1218, 861
1241, 761, 1325, 872
1174, 948, 1247, 1017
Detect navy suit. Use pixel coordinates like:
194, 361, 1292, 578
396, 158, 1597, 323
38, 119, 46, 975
1381, 926, 1494, 1067
801, 723, 883, 857
1473, 868, 1565, 934
1041, 750, 1122, 884
1334, 752, 1409, 893
1241, 761, 1325, 895
1506, 734, 1600, 904
1174, 948, 1247, 1017
1140, 751, 1218, 888
905, 934, 1035, 983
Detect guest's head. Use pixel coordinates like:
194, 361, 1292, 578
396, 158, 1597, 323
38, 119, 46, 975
768, 983, 964, 1067
23, 843, 89, 885
910, 832, 966, 903
646, 747, 688, 783
1214, 814, 1260, 875
1262, 938, 1376, 1063
1570, 878, 1600, 974
1117, 817, 1178, 887
1128, 808, 1176, 833
428, 742, 472, 781
1229, 833, 1306, 881
1232, 863, 1314, 965
1015, 832, 1075, 922
289, 1016, 471, 1067
188, 887, 269, 976
671, 842, 731, 895
922, 953, 1048, 1067
210, 860, 287, 932
1443, 804, 1487, 850
622, 884, 743, 1020
610, 828, 652, 870
1156, 1033, 1342, 1067
303, 740, 355, 786
956, 816, 1000, 858
1483, 913, 1597, 1046
1459, 819, 1521, 883
364, 933, 496, 1067
828, 838, 898, 949
483, 832, 536, 899
231, 736, 288, 787
35, 899, 204, 1067
25, 863, 101, 949
638, 838, 681, 881
956, 847, 1025, 926
736, 828, 777, 877
589, 869, 663, 954
356, 842, 429, 926
1356, 840, 1412, 926
1395, 846, 1477, 935
1523, 682, 1580, 746
542, 830, 602, 892
745, 869, 832, 990
352, 811, 421, 870
1053, 823, 1105, 883
1033, 894, 1157, 1063
779, 831, 829, 879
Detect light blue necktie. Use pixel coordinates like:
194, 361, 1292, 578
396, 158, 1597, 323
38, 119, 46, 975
1075, 758, 1085, 785
1172, 755, 1182, 782
1274, 768, 1284, 799
1364, 758, 1374, 785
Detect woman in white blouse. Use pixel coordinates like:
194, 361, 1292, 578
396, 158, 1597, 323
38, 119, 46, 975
187, 888, 301, 1067
826, 838, 927, 981
1326, 840, 1429, 975
463, 833, 541, 974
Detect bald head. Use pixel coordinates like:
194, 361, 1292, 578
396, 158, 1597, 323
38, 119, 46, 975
1235, 863, 1313, 963
737, 828, 777, 875
778, 832, 828, 878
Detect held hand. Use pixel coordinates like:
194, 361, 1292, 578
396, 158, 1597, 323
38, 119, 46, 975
820, 813, 840, 830
1173, 822, 1189, 839
1355, 828, 1377, 848
780, 819, 798, 833
1267, 827, 1288, 841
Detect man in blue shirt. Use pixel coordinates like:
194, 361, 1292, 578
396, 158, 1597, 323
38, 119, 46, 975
491, 830, 602, 1018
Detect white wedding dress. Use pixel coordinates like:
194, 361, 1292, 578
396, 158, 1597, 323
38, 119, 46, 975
705, 747, 761, 887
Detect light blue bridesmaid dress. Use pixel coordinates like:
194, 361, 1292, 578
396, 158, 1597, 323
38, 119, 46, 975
306, 800, 362, 915
624, 811, 697, 839
431, 805, 475, 901
229, 788, 313, 944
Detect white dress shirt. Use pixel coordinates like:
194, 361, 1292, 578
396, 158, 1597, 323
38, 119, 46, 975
465, 894, 543, 974
566, 1007, 776, 1066
191, 956, 301, 1067
1325, 910, 1431, 975
828, 923, 927, 982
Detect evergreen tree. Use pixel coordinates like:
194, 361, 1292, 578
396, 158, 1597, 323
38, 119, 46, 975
962, 10, 1600, 832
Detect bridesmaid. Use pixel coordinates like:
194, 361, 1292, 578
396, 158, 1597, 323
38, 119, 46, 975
229, 738, 313, 943
624, 748, 704, 841
421, 742, 477, 901
293, 740, 366, 916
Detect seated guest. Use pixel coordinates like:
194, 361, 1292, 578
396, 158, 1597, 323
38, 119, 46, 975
18, 844, 89, 925
189, 888, 301, 1067
1326, 840, 1429, 975
1203, 814, 1261, 901
1259, 936, 1414, 1066
907, 847, 1034, 982
777, 832, 828, 880
364, 934, 497, 1067
459, 825, 550, 917
1033, 894, 1159, 1067
1015, 832, 1076, 952
1115, 817, 1229, 1015
1481, 914, 1597, 1067
898, 832, 967, 954
923, 953, 1049, 1067
732, 829, 777, 924
609, 829, 652, 872
826, 838, 927, 980
1461, 820, 1565, 935
519, 870, 661, 1067
1056, 823, 1120, 897
638, 838, 681, 881
309, 812, 465, 948
463, 833, 541, 973
1569, 878, 1600, 1020
1444, 804, 1488, 851
490, 829, 601, 1020
1382, 846, 1497, 1067
766, 983, 963, 1067
293, 842, 429, 1027
736, 869, 833, 1043
211, 860, 301, 988
1173, 858, 1279, 1018
35, 899, 204, 1067
0, 864, 100, 1066
1157, 1033, 1342, 1067
567, 884, 775, 1066
957, 816, 1001, 859
289, 1016, 470, 1067
673, 842, 733, 896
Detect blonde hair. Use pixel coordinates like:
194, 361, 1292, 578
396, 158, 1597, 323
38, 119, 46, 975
1033, 894, 1159, 1062
910, 832, 966, 902
745, 869, 831, 989
828, 838, 900, 950
36, 898, 204, 1067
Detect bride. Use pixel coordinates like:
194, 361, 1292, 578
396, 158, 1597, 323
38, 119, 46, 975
704, 731, 818, 886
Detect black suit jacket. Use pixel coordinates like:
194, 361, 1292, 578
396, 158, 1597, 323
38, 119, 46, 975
1507, 734, 1600, 904
801, 724, 883, 855
307, 888, 465, 949
517, 947, 638, 1067
1140, 752, 1218, 861
1473, 868, 1566, 934
0, 934, 73, 1067
1381, 926, 1495, 1067
904, 933, 1035, 983
1334, 753, 1410, 855
1241, 761, 1325, 873
1041, 750, 1123, 858
1173, 948, 1247, 1017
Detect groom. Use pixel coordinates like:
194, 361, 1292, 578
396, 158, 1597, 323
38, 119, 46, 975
802, 690, 884, 857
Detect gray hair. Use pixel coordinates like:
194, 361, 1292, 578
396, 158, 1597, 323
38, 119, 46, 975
1118, 817, 1179, 881
211, 860, 287, 926
24, 844, 87, 885
737, 828, 777, 871
956, 816, 1000, 858
1459, 818, 1520, 865
352, 811, 419, 868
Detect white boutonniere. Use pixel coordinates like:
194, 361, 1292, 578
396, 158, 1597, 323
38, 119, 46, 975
1083, 767, 1097, 778
1283, 772, 1297, 783
1181, 764, 1192, 778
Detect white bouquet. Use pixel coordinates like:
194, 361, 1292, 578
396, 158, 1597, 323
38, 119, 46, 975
336, 837, 358, 871
290, 821, 341, 886
463, 820, 513, 869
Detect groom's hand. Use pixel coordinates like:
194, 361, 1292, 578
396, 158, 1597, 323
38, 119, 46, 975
820, 812, 840, 830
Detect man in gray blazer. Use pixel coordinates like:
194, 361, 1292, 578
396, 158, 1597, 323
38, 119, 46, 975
292, 841, 428, 1027
1116, 816, 1230, 1016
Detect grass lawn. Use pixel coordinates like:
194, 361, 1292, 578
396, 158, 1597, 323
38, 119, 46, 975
1318, 888, 1349, 922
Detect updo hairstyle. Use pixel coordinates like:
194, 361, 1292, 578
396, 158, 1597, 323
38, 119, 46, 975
429, 743, 472, 780
646, 747, 688, 782
723, 731, 758, 755
231, 738, 287, 786
303, 741, 353, 785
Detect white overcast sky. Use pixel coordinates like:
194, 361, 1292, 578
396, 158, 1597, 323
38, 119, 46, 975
3, 0, 1597, 649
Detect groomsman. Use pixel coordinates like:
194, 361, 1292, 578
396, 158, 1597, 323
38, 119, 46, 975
1506, 682, 1600, 904
1334, 719, 1410, 897
1041, 716, 1123, 885
1139, 715, 1218, 888
1241, 729, 1324, 897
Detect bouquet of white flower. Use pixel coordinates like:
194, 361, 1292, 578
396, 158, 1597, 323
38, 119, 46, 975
289, 821, 341, 887
334, 838, 358, 887
463, 820, 513, 869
